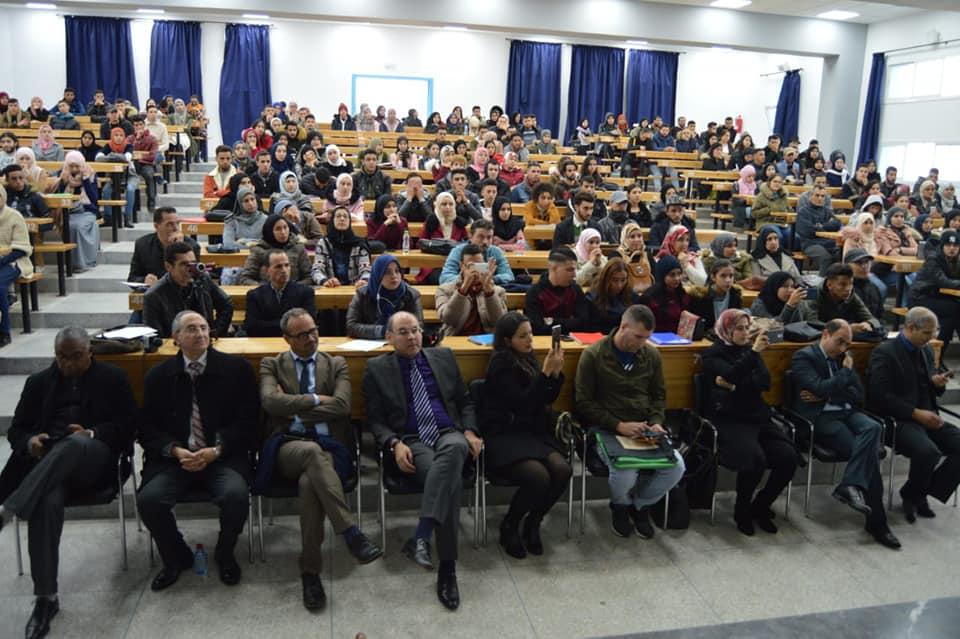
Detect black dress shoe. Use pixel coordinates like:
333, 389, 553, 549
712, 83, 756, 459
301, 573, 327, 611
0, 332, 11, 348
916, 498, 936, 519
25, 597, 59, 639
215, 552, 242, 586
402, 537, 433, 570
150, 548, 193, 592
522, 515, 544, 556
499, 518, 526, 559
866, 524, 902, 550
630, 506, 655, 539
436, 572, 460, 611
346, 533, 383, 564
832, 485, 872, 517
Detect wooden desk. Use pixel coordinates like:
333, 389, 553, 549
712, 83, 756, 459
98, 336, 888, 416
816, 231, 841, 241
392, 249, 551, 270
941, 288, 960, 298
875, 254, 924, 315
199, 247, 250, 267
38, 160, 129, 243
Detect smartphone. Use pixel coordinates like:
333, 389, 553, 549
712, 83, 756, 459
767, 327, 785, 344
472, 262, 488, 273
551, 325, 562, 349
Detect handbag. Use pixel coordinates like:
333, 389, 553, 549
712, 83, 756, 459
784, 321, 823, 342
419, 238, 460, 255
204, 210, 229, 222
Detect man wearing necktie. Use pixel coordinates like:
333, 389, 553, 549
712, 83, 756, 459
260, 308, 382, 612
362, 311, 483, 610
138, 311, 260, 591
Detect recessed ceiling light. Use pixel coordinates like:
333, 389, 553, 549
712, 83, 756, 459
710, 0, 752, 9
26, 2, 57, 8
627, 40, 649, 46
137, 8, 165, 14
242, 13, 270, 19
816, 10, 859, 20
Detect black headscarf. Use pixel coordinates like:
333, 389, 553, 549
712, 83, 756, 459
752, 224, 783, 267
262, 214, 292, 248
492, 197, 524, 241
757, 271, 795, 317
326, 206, 364, 248
372, 194, 398, 225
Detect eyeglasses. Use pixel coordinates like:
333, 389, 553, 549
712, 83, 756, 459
288, 327, 319, 340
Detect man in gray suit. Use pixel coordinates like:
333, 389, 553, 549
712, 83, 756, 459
362, 311, 483, 610
260, 308, 382, 612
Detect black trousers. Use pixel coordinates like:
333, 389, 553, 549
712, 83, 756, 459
718, 422, 797, 511
3, 434, 112, 595
137, 463, 249, 568
894, 421, 960, 503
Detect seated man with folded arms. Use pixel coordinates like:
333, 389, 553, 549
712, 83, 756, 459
574, 304, 686, 538
799, 263, 881, 336
244, 249, 316, 337
790, 319, 899, 549
138, 311, 259, 591
362, 311, 483, 611
435, 243, 507, 338
525, 247, 591, 335
0, 327, 136, 639
259, 308, 382, 611
439, 218, 514, 287
868, 307, 960, 523
143, 241, 233, 338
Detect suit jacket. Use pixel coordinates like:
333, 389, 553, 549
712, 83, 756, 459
789, 344, 864, 422
139, 348, 259, 483
362, 347, 476, 451
867, 337, 943, 421
551, 216, 601, 248
259, 351, 352, 443
244, 281, 316, 337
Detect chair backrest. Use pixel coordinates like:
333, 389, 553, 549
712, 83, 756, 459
782, 368, 799, 410
468, 378, 485, 412
692, 372, 708, 416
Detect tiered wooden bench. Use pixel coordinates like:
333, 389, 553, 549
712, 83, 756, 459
14, 272, 43, 333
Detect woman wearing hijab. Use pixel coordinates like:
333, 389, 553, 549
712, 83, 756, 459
345, 253, 422, 339
78, 130, 99, 163
826, 150, 849, 188
915, 180, 943, 217
418, 192, 469, 284
95, 127, 139, 227
0, 183, 34, 347
273, 198, 323, 247
240, 120, 273, 154
491, 198, 526, 251
703, 233, 752, 282
14, 148, 47, 192
312, 205, 372, 289
53, 151, 99, 271
239, 214, 313, 286
616, 222, 654, 294
750, 271, 805, 322
270, 169, 313, 215
732, 165, 757, 229
941, 183, 959, 214
842, 214, 889, 299
467, 147, 491, 184
270, 142, 295, 176
322, 172, 364, 223
322, 144, 354, 178
656, 225, 706, 286
367, 194, 408, 250
31, 124, 64, 163
909, 229, 960, 344
750, 225, 801, 280
638, 255, 691, 334
701, 309, 799, 535
27, 97, 49, 122
573, 228, 607, 289
223, 186, 267, 251
212, 172, 254, 214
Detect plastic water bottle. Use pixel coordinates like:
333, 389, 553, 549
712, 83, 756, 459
401, 229, 411, 254
193, 543, 208, 576
516, 238, 526, 255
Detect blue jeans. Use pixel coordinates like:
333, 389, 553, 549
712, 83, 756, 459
868, 272, 889, 300
0, 263, 21, 335
813, 409, 882, 491
102, 175, 138, 223
603, 449, 686, 508
649, 165, 679, 192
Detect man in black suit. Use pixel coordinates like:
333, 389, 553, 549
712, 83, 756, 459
552, 190, 600, 248
362, 311, 483, 610
867, 306, 960, 522
790, 319, 899, 549
244, 249, 316, 337
137, 311, 259, 591
0, 327, 136, 639
127, 207, 200, 285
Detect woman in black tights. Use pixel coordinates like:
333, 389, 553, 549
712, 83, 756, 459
480, 311, 572, 558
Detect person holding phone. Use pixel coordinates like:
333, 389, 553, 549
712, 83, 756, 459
702, 310, 799, 535
480, 312, 572, 559
435, 243, 507, 338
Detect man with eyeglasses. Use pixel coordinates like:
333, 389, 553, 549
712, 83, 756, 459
138, 311, 260, 591
244, 250, 316, 337
143, 241, 233, 338
258, 308, 383, 611
362, 311, 483, 610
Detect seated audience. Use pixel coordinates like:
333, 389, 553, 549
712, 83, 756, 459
751, 225, 802, 280
250, 151, 280, 197
587, 258, 639, 334
270, 170, 313, 215
656, 225, 706, 286
322, 144, 354, 178
52, 152, 99, 271
362, 311, 483, 610
523, 183, 562, 226
367, 194, 408, 250
346, 254, 422, 339
435, 243, 507, 338
397, 173, 433, 222
796, 184, 841, 274
799, 263, 881, 334
574, 228, 607, 289
638, 255, 692, 334
510, 161, 542, 205
575, 304, 686, 538
243, 250, 316, 337
842, 214, 888, 299
750, 174, 790, 231
322, 173, 364, 224
649, 194, 700, 251
908, 229, 960, 344
702, 233, 752, 282
128, 207, 200, 285
0, 327, 135, 638
689, 258, 742, 330
439, 218, 514, 286
143, 242, 234, 338
844, 249, 885, 322
138, 311, 259, 591
524, 247, 590, 335
552, 191, 600, 248
789, 319, 899, 549
223, 187, 268, 251
491, 197, 526, 251
616, 222, 654, 294
480, 311, 571, 558
311, 206, 372, 288
275, 199, 323, 246
418, 192, 469, 284
31, 125, 64, 163
240, 214, 313, 286
2, 163, 50, 219
867, 307, 960, 522
702, 310, 799, 535
353, 149, 392, 201
258, 308, 382, 610
750, 271, 806, 323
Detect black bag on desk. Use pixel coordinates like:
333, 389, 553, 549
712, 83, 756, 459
419, 239, 459, 255
784, 321, 823, 342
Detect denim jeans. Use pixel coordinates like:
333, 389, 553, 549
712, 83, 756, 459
868, 272, 889, 300
0, 263, 21, 335
102, 175, 139, 223
603, 449, 686, 508
649, 165, 679, 192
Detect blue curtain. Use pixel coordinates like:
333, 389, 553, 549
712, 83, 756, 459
858, 53, 886, 166
625, 50, 679, 125
773, 70, 801, 142
150, 21, 203, 103
505, 41, 562, 137
64, 16, 138, 105
565, 45, 625, 144
219, 24, 271, 144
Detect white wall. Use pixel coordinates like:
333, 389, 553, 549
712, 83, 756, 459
0, 8, 66, 108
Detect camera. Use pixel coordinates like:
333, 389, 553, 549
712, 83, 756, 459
187, 262, 207, 279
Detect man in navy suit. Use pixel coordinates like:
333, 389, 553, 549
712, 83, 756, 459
244, 249, 316, 337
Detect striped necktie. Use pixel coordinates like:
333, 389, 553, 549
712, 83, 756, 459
409, 361, 440, 448
187, 361, 206, 451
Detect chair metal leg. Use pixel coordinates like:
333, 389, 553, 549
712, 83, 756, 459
473, 467, 480, 549
131, 469, 142, 533
247, 498, 254, 564
257, 496, 265, 563
14, 516, 23, 576
784, 480, 792, 520
579, 437, 588, 535
710, 492, 717, 525
663, 491, 670, 530
119, 489, 128, 571
566, 454, 574, 539
804, 436, 815, 518
953, 490, 958, 507
378, 464, 387, 553
831, 463, 839, 484
888, 427, 898, 511
149, 534, 155, 567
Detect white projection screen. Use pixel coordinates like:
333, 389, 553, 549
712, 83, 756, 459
351, 74, 433, 119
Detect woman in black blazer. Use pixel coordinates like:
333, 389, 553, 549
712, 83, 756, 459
480, 311, 572, 559
701, 309, 799, 536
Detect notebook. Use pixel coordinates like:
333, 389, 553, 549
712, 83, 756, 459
649, 332, 692, 346
570, 332, 604, 345
468, 333, 495, 346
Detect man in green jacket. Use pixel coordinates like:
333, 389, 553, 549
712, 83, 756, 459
574, 304, 685, 539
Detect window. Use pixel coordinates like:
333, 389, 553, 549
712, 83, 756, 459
913, 59, 943, 97
933, 144, 960, 182
942, 56, 960, 97
887, 64, 914, 99
879, 143, 960, 182
884, 50, 960, 100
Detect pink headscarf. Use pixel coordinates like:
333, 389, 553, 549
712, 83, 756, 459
737, 165, 757, 196
714, 309, 750, 346
656, 225, 699, 266
574, 228, 602, 262
470, 147, 489, 176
